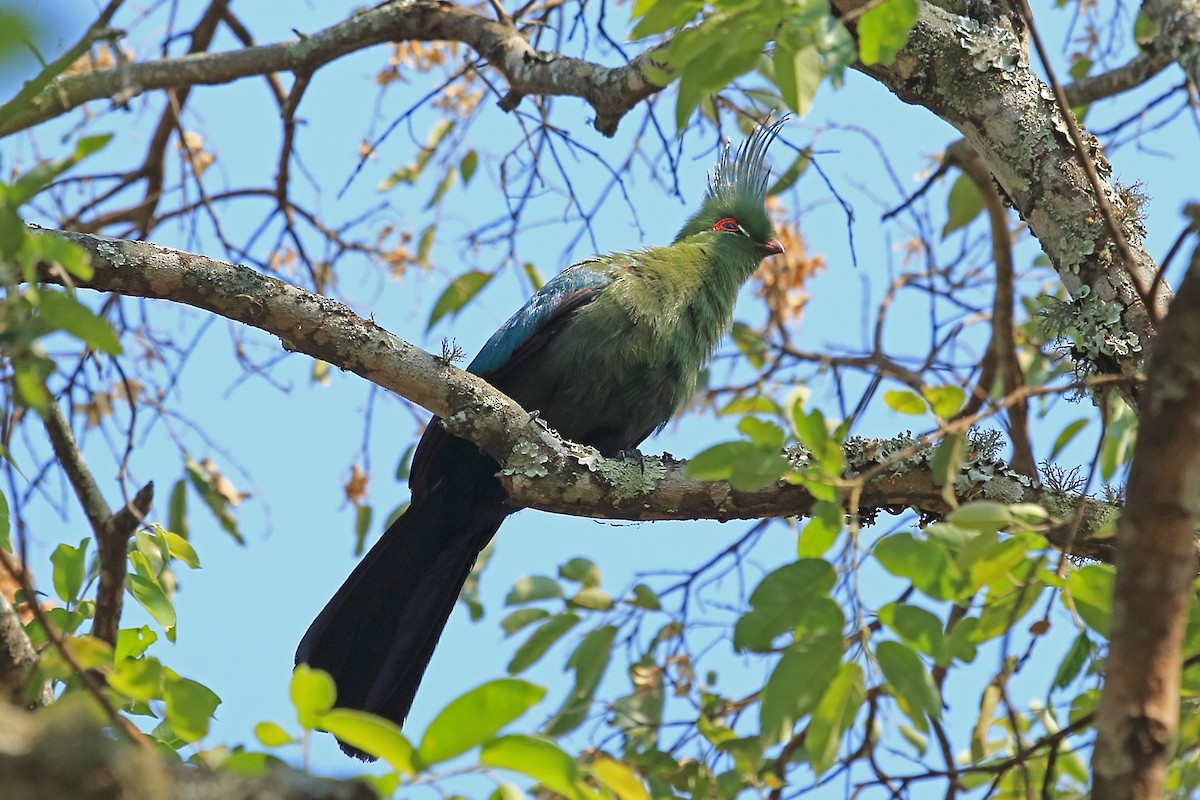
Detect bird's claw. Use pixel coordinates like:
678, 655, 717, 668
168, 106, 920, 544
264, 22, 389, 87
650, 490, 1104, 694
617, 448, 647, 473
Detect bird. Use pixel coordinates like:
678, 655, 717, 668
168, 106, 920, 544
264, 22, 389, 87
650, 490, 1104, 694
296, 119, 787, 758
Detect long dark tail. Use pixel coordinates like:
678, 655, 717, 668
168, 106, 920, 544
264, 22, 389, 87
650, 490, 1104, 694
296, 431, 509, 758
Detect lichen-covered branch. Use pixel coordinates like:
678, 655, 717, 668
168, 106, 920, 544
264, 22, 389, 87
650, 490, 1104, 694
39, 230, 1120, 559
0, 702, 374, 800
41, 402, 153, 647
845, 3, 1168, 393
0, 0, 667, 139
1092, 243, 1200, 800
0, 593, 39, 708
1142, 0, 1200, 91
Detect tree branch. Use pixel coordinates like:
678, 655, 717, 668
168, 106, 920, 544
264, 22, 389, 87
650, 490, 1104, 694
36, 229, 1122, 560
1092, 241, 1200, 799
843, 2, 1168, 398
0, 0, 668, 140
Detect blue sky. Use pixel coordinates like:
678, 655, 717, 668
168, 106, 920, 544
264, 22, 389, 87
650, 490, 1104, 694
3, 0, 1197, 790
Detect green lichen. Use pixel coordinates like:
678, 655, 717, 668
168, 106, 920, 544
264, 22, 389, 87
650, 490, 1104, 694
501, 440, 549, 478
955, 17, 1022, 75
596, 455, 667, 501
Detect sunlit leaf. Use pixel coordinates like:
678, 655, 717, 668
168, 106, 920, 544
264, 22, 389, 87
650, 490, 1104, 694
291, 664, 336, 729
127, 572, 176, 641
253, 720, 294, 747
806, 662, 863, 776
164, 676, 221, 743
419, 678, 546, 765
544, 625, 616, 736
481, 735, 582, 800
857, 0, 919, 65
876, 640, 941, 732
883, 389, 927, 415
506, 575, 563, 605
942, 173, 985, 237
35, 291, 122, 354
733, 559, 838, 652
508, 613, 580, 674
759, 632, 842, 744
319, 709, 415, 773
51, 538, 88, 604
427, 270, 493, 331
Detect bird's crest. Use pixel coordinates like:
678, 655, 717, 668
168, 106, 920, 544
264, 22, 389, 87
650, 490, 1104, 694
705, 117, 787, 207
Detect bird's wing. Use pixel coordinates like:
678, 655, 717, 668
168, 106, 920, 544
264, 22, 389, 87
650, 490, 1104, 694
467, 260, 614, 381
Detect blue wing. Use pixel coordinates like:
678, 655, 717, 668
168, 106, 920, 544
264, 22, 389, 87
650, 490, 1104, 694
468, 260, 614, 378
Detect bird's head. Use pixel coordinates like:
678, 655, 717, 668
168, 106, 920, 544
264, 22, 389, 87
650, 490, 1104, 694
675, 118, 786, 259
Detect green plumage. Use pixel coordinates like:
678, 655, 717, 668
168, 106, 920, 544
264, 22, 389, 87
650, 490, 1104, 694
297, 119, 788, 757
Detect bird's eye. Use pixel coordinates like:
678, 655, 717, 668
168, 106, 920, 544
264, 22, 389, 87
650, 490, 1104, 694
713, 217, 743, 233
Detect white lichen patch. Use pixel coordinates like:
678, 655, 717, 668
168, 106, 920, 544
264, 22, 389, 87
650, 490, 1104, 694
956, 17, 1022, 75
596, 455, 667, 501
502, 439, 550, 478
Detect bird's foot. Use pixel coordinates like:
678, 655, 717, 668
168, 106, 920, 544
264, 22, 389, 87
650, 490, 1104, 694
616, 448, 647, 473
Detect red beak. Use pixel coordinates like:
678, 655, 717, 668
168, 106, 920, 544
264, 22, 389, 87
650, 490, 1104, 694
760, 238, 784, 256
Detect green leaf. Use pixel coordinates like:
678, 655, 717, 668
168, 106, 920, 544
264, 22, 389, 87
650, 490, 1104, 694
946, 501, 1014, 534
544, 625, 616, 736
168, 479, 188, 542
767, 150, 811, 196
425, 168, 457, 209
427, 270, 493, 331
506, 575, 563, 605
876, 640, 941, 731
160, 527, 200, 569
738, 416, 785, 449
631, 0, 704, 38
184, 456, 243, 543
733, 559, 838, 652
0, 488, 9, 552
115, 626, 157, 661
508, 613, 580, 674
318, 709, 415, 773
291, 664, 337, 729
569, 586, 614, 611
34, 290, 122, 354
460, 150, 479, 184
28, 231, 92, 280
559, 557, 601, 587
773, 44, 822, 119
481, 735, 582, 800
1066, 564, 1114, 636
874, 533, 962, 601
628, 583, 662, 611
1052, 631, 1093, 691
686, 441, 789, 491
164, 677, 221, 743
877, 603, 946, 662
591, 755, 651, 800
805, 662, 863, 776
10, 134, 112, 205
1049, 418, 1090, 461
759, 632, 843, 744
126, 572, 176, 641
942, 173, 985, 237
883, 389, 927, 415
501, 608, 551, 637
419, 678, 546, 765
254, 721, 294, 747
923, 385, 965, 419
109, 656, 163, 702
798, 501, 843, 557
857, 0, 919, 65
50, 538, 88, 604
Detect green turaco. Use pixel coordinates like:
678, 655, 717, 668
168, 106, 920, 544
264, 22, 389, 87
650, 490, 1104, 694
297, 119, 787, 757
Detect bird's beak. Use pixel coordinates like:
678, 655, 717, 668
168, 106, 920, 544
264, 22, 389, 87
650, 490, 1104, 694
760, 238, 785, 256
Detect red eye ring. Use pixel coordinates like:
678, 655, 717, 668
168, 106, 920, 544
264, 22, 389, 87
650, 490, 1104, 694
713, 217, 741, 233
